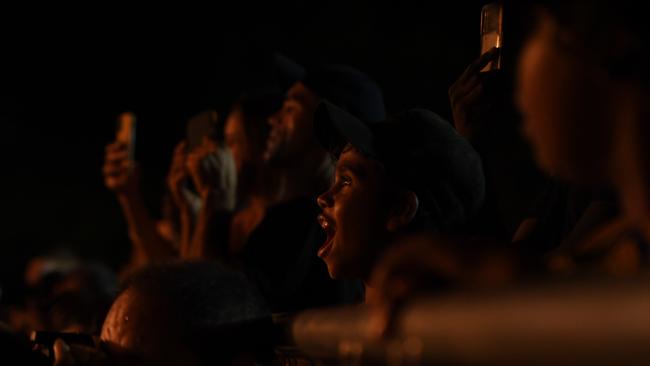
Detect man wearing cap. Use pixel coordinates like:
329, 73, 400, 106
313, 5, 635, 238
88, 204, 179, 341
314, 101, 485, 288
239, 65, 386, 311
264, 65, 386, 199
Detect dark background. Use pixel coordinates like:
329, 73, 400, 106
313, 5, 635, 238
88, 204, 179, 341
1, 0, 508, 299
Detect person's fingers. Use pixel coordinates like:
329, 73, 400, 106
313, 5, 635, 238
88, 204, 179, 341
450, 75, 481, 105
448, 80, 462, 100
186, 156, 202, 176
170, 153, 187, 173
207, 141, 219, 153
187, 144, 207, 161
105, 148, 129, 159
202, 136, 219, 150
186, 153, 201, 171
102, 163, 129, 177
457, 83, 484, 106
188, 147, 217, 172
170, 151, 187, 166
451, 64, 484, 96
168, 169, 188, 185
105, 149, 130, 163
467, 47, 500, 74
174, 140, 188, 153
105, 142, 127, 154
457, 58, 480, 84
171, 142, 188, 166
460, 73, 481, 91
53, 339, 74, 366
202, 141, 220, 156
171, 156, 186, 169
169, 163, 187, 177
453, 47, 498, 87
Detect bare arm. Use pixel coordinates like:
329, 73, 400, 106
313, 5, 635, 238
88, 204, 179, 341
103, 142, 177, 271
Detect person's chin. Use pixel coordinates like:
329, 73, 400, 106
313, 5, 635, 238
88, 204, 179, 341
536, 148, 579, 182
263, 146, 279, 162
324, 257, 358, 280
264, 136, 283, 161
322, 257, 339, 279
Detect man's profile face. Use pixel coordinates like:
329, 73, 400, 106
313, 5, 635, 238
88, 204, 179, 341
316, 145, 394, 280
264, 82, 320, 162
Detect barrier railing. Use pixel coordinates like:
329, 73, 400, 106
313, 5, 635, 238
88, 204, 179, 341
275, 278, 650, 365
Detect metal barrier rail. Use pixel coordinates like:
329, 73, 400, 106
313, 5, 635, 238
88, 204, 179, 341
277, 278, 650, 365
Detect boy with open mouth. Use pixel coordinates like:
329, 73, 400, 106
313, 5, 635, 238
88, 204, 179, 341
314, 101, 486, 293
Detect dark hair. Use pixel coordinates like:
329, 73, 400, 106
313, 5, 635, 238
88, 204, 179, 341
330, 145, 442, 234
29, 261, 117, 333
535, 0, 649, 80
121, 262, 272, 365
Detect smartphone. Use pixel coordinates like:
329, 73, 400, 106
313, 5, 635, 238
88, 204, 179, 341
480, 2, 503, 72
30, 330, 96, 348
30, 330, 96, 360
186, 110, 219, 151
116, 111, 137, 161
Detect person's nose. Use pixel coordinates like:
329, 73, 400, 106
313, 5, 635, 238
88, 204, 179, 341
317, 188, 334, 209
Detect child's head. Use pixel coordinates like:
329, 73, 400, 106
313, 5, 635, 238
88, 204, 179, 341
315, 102, 485, 280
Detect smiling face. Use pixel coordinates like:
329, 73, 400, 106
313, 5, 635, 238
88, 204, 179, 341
264, 82, 320, 162
316, 145, 398, 280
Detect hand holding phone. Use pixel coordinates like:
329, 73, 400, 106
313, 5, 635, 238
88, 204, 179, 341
31, 331, 97, 363
448, 47, 501, 141
186, 137, 237, 210
103, 112, 139, 194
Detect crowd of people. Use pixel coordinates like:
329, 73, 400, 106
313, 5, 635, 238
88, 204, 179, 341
2, 0, 649, 364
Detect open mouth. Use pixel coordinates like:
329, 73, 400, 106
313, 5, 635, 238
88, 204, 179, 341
317, 213, 336, 258
264, 128, 284, 160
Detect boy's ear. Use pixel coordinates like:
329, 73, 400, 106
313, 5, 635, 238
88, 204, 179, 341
386, 191, 419, 232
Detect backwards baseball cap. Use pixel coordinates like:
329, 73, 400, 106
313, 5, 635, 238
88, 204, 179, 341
315, 100, 485, 230
302, 64, 386, 123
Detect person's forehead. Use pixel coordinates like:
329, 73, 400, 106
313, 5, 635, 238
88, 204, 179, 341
337, 144, 384, 179
287, 82, 316, 104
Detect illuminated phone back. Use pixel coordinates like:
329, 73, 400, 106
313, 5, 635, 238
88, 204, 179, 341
480, 2, 503, 72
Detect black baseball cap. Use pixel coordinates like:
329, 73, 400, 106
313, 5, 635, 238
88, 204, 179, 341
302, 64, 386, 123
314, 100, 485, 229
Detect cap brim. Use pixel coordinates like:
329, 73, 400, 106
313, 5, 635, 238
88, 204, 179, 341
272, 52, 306, 89
314, 100, 376, 157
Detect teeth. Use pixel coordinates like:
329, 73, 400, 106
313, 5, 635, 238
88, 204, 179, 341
317, 215, 329, 229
